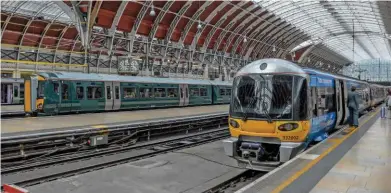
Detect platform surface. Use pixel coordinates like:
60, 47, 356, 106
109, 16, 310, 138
310, 118, 391, 193
25, 140, 245, 193
1, 105, 228, 134
1, 105, 23, 112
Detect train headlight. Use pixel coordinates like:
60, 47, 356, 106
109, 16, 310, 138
229, 119, 240, 128
278, 123, 299, 131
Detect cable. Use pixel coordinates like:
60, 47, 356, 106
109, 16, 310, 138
172, 151, 247, 169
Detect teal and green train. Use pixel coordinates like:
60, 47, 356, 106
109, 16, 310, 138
24, 72, 232, 116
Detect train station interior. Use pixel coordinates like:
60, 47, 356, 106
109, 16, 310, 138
1, 1, 391, 193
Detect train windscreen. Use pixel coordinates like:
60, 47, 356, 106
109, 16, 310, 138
230, 74, 296, 121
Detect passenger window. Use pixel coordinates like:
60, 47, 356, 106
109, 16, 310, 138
167, 88, 178, 97
180, 88, 183, 98
115, 86, 119, 99
13, 86, 18, 97
220, 89, 226, 96
140, 88, 153, 98
123, 87, 136, 98
226, 89, 231, 96
62, 84, 69, 100
106, 86, 112, 99
190, 88, 200, 96
298, 81, 307, 119
200, 88, 207, 96
76, 86, 84, 99
154, 88, 166, 97
87, 86, 103, 99
53, 82, 59, 94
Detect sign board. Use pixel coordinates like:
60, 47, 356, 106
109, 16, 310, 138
118, 56, 140, 74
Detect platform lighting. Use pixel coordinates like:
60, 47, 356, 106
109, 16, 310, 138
150, 4, 156, 16
244, 36, 247, 43
308, 58, 311, 62
272, 45, 276, 52
197, 21, 202, 30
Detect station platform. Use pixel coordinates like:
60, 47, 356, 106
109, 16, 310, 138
1, 105, 24, 117
1, 105, 228, 135
235, 107, 387, 193
24, 140, 247, 193
310, 118, 391, 193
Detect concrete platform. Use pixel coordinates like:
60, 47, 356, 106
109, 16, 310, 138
24, 140, 246, 193
310, 118, 391, 193
235, 107, 382, 193
1, 105, 24, 116
1, 105, 228, 134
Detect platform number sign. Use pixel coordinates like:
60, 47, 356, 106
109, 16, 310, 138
118, 57, 139, 74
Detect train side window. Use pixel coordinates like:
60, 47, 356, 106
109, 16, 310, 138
123, 87, 136, 99
167, 88, 178, 97
190, 88, 200, 96
200, 88, 207, 96
154, 88, 166, 98
220, 89, 226, 96
87, 86, 102, 99
226, 89, 231, 96
298, 81, 308, 119
62, 84, 69, 100
186, 88, 188, 98
115, 86, 119, 99
13, 86, 18, 97
140, 88, 153, 98
180, 88, 183, 98
76, 86, 84, 99
311, 87, 317, 116
53, 82, 59, 94
96, 87, 102, 99
106, 86, 112, 99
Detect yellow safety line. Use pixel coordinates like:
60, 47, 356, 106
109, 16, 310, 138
1, 43, 85, 54
0, 59, 87, 67
271, 108, 380, 193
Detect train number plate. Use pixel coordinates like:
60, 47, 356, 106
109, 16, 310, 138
283, 136, 299, 141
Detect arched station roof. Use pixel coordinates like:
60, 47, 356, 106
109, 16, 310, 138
1, 1, 391, 76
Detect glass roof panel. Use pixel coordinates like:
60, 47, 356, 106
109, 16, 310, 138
253, 0, 391, 62
1, 1, 73, 24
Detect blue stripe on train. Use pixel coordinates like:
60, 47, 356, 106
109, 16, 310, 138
305, 112, 337, 147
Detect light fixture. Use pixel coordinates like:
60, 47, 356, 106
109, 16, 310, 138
243, 36, 247, 43
197, 21, 202, 30
272, 45, 276, 52
150, 4, 156, 16
308, 58, 311, 62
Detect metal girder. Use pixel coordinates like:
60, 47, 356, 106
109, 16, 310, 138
53, 25, 72, 63
148, 1, 174, 42
176, 1, 213, 63
1, 1, 28, 37
253, 21, 289, 58
127, 1, 152, 55
190, 1, 229, 52
228, 7, 268, 58
107, 1, 128, 56
35, 12, 68, 63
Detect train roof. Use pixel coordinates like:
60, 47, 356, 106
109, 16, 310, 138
36, 72, 232, 86
302, 67, 368, 84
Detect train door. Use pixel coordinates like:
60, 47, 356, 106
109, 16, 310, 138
112, 82, 121, 110
183, 84, 189, 106
335, 79, 344, 126
179, 84, 185, 106
341, 80, 348, 124
60, 81, 72, 113
1, 83, 11, 104
12, 83, 20, 104
105, 82, 114, 110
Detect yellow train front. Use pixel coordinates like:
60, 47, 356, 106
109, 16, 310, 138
223, 58, 389, 171
223, 59, 312, 171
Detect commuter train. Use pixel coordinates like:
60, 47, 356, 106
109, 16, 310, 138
223, 58, 389, 171
1, 78, 24, 105
24, 72, 232, 116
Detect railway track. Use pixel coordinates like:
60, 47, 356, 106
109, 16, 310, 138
2, 113, 228, 162
2, 128, 229, 188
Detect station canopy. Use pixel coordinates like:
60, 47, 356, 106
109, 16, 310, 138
1, 1, 391, 75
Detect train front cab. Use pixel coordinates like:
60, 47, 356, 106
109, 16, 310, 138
223, 72, 311, 169
24, 75, 45, 116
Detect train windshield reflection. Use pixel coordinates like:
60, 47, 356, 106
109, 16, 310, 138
230, 74, 294, 120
